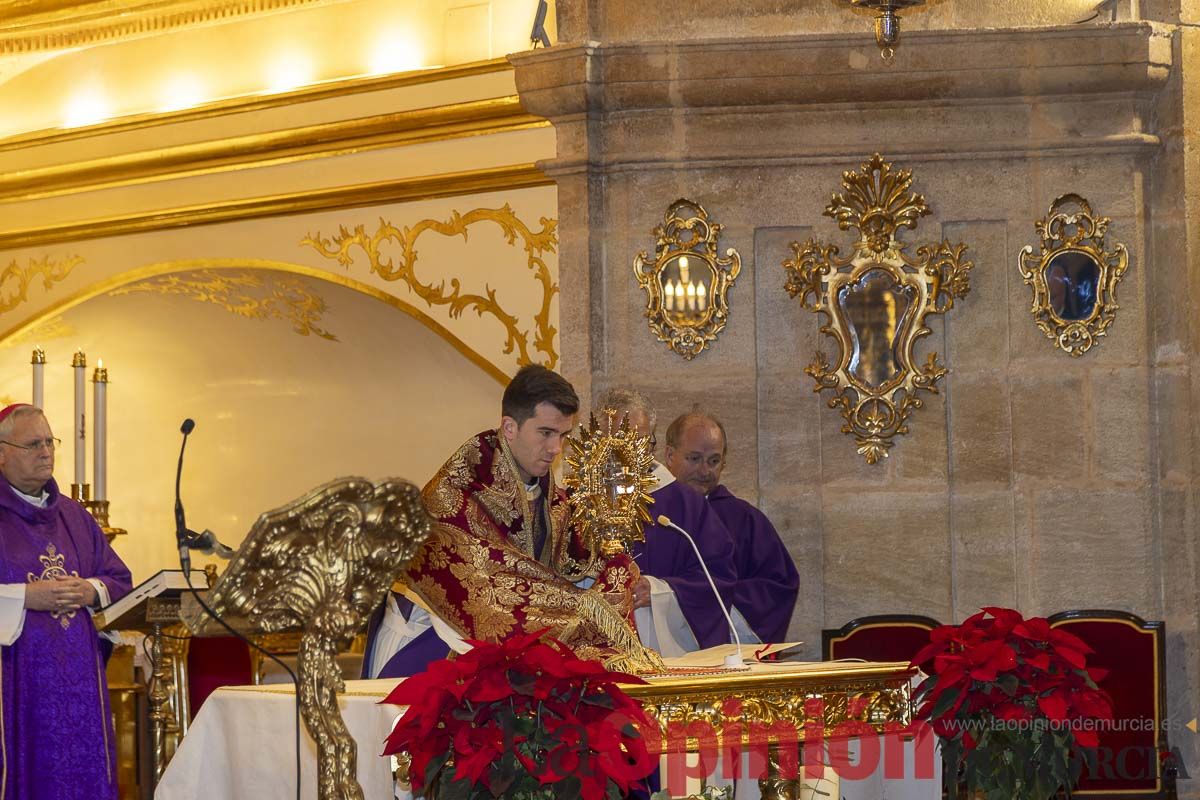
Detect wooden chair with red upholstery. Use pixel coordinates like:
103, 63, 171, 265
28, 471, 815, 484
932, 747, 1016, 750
822, 614, 942, 667
185, 635, 254, 721
1048, 610, 1179, 800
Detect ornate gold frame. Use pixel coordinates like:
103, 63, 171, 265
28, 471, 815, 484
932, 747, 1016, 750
633, 199, 741, 360
783, 155, 972, 464
1017, 194, 1129, 357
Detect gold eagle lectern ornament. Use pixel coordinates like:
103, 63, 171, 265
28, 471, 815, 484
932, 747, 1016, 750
181, 477, 433, 800
563, 411, 657, 557
783, 154, 973, 464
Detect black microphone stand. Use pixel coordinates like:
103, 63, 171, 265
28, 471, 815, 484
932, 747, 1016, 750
171, 418, 303, 800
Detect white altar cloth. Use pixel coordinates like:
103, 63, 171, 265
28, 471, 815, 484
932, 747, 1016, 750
155, 679, 403, 800
155, 666, 938, 800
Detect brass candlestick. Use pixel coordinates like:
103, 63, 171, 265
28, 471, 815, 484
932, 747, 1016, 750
72, 483, 127, 542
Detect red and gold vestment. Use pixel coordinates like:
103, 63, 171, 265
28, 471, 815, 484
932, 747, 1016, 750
404, 430, 661, 673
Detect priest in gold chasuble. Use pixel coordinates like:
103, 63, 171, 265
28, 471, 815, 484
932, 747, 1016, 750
365, 366, 660, 676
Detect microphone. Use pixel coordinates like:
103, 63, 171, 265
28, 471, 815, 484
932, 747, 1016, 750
175, 419, 195, 569
656, 514, 745, 669
190, 529, 236, 560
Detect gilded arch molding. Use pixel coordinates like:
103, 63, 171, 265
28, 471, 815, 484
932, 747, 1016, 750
301, 204, 560, 370
0, 259, 509, 385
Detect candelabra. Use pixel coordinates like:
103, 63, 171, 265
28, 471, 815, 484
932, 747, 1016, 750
71, 483, 127, 542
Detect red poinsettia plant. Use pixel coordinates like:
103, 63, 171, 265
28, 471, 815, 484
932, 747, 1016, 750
911, 607, 1113, 800
382, 629, 657, 800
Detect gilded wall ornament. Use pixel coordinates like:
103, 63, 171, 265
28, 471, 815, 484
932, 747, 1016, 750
634, 199, 741, 360
3, 315, 75, 345
182, 477, 433, 800
563, 411, 657, 558
110, 269, 337, 340
302, 204, 559, 368
783, 155, 972, 464
0, 254, 82, 315
1018, 194, 1129, 357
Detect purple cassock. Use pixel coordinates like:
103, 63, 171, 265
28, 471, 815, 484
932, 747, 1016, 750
0, 476, 132, 800
632, 479, 737, 649
360, 595, 448, 680
706, 485, 799, 644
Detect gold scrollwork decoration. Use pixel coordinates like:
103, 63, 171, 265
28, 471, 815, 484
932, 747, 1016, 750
563, 411, 657, 558
182, 477, 434, 800
783, 155, 972, 464
637, 677, 913, 743
3, 315, 75, 345
109, 269, 337, 340
1017, 194, 1129, 357
634, 199, 742, 360
0, 254, 82, 315
301, 205, 559, 368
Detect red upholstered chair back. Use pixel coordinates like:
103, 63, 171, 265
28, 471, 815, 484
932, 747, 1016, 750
186, 636, 253, 720
822, 615, 941, 668
1048, 610, 1176, 799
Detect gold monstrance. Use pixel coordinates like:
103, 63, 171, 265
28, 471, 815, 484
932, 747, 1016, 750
563, 411, 657, 557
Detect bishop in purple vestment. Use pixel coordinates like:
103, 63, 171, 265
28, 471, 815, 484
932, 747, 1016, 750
665, 411, 799, 643
0, 405, 133, 800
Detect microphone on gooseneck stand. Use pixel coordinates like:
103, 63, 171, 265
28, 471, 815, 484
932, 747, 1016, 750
175, 419, 237, 570
171, 417, 302, 800
655, 514, 745, 670
175, 418, 195, 572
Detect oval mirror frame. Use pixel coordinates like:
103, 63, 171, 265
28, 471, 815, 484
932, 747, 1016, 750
783, 155, 973, 464
1018, 194, 1129, 357
634, 199, 741, 360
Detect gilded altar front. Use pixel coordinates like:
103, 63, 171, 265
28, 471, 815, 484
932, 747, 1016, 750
155, 659, 926, 800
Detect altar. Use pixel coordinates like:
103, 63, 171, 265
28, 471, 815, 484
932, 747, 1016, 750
155, 659, 939, 800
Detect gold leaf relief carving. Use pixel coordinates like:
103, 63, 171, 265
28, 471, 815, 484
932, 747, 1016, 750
4, 315, 76, 346
109, 270, 337, 340
0, 255, 82, 316
301, 205, 559, 368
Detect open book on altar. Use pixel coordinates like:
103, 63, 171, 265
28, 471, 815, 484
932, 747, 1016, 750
660, 641, 807, 670
93, 569, 210, 631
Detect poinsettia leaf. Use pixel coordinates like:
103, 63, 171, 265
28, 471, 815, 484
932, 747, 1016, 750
439, 776, 471, 800
554, 775, 582, 800
490, 753, 517, 795
508, 670, 537, 696
582, 691, 615, 709
996, 673, 1020, 696
929, 685, 961, 720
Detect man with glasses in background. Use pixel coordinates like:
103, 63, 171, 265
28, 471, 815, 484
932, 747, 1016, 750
664, 410, 798, 644
0, 403, 132, 800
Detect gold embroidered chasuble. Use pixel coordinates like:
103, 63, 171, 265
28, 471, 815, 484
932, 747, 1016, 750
405, 430, 660, 672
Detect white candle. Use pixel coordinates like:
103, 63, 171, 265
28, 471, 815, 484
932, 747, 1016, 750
93, 360, 107, 503
31, 348, 45, 408
664, 281, 675, 311
685, 281, 697, 311
73, 350, 86, 486
697, 282, 707, 311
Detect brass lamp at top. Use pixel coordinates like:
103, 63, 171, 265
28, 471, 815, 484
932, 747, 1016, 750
563, 411, 656, 558
634, 199, 741, 360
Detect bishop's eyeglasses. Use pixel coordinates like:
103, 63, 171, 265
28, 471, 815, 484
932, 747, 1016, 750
0, 437, 61, 452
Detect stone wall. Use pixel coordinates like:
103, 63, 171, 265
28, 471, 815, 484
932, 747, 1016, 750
513, 8, 1199, 791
